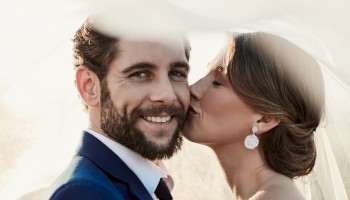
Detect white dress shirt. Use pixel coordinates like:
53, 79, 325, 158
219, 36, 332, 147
86, 129, 161, 200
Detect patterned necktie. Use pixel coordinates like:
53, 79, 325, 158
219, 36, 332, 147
154, 178, 173, 200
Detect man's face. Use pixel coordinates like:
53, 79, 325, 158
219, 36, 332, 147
100, 38, 190, 160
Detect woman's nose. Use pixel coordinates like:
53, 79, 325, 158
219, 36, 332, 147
189, 78, 206, 101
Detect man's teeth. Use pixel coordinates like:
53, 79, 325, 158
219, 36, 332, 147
145, 116, 171, 123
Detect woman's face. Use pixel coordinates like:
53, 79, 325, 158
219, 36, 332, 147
183, 48, 260, 146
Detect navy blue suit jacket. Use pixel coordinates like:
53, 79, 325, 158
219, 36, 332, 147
47, 131, 154, 200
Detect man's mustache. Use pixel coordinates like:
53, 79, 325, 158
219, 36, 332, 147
132, 105, 186, 117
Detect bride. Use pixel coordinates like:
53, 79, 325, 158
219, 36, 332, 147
183, 32, 325, 200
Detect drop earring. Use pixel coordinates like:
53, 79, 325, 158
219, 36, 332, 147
244, 126, 259, 150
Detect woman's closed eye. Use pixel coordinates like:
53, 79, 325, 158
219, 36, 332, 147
212, 80, 222, 87
211, 66, 224, 87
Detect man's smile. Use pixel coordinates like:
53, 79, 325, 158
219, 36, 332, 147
143, 116, 172, 123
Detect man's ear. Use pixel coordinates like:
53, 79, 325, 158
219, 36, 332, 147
256, 116, 280, 135
75, 66, 101, 108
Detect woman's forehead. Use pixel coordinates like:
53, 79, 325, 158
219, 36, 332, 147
207, 43, 235, 73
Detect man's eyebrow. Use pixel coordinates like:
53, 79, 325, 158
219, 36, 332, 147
121, 62, 156, 74
171, 61, 190, 72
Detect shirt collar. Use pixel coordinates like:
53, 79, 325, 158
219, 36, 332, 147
85, 129, 161, 196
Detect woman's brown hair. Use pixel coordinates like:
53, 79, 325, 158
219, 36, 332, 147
227, 32, 325, 178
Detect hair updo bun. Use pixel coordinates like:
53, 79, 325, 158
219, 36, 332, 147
227, 32, 325, 178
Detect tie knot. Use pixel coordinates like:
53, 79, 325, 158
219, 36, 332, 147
154, 178, 173, 200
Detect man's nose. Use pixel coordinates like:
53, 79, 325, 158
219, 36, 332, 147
149, 78, 177, 104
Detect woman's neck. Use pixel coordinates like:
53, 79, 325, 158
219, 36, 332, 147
211, 144, 276, 200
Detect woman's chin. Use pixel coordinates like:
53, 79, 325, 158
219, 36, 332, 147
181, 131, 197, 143
181, 125, 191, 137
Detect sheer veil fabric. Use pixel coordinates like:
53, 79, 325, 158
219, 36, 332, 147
0, 0, 349, 199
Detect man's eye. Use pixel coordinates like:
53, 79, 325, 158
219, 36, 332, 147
169, 70, 187, 78
131, 72, 148, 78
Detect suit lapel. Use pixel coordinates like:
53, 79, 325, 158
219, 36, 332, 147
76, 131, 153, 200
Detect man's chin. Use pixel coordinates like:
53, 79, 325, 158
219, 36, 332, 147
137, 125, 178, 142
148, 137, 173, 150
144, 132, 183, 160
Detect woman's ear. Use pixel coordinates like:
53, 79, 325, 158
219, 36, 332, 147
75, 66, 101, 108
256, 116, 280, 135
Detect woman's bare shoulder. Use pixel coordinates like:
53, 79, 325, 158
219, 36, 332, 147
251, 175, 305, 200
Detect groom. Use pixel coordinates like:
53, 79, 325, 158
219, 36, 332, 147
47, 17, 190, 200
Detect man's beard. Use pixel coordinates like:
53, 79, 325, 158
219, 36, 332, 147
99, 81, 185, 160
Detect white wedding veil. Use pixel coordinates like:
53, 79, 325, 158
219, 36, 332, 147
0, 0, 349, 199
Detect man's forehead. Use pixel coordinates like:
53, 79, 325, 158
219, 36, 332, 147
119, 36, 186, 49
110, 36, 189, 71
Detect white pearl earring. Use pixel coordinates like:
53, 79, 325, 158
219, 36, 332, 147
244, 126, 259, 150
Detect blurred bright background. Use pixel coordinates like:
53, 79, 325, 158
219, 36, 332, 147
0, 0, 349, 199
